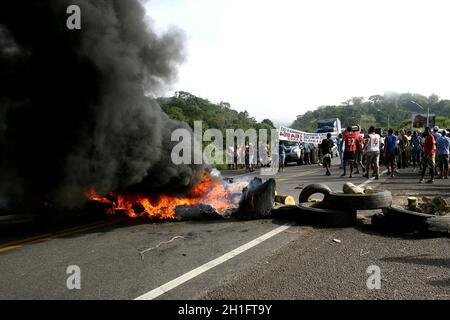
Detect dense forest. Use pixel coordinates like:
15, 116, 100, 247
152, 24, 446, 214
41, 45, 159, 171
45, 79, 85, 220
158, 91, 275, 132
291, 92, 450, 132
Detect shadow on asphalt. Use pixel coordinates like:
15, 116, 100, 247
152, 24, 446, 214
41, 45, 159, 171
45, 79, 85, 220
380, 255, 450, 287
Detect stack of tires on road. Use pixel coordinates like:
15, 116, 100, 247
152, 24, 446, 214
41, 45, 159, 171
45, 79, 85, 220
272, 183, 450, 237
272, 183, 392, 228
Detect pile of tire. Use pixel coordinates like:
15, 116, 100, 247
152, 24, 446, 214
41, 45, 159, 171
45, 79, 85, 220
272, 183, 392, 228
372, 206, 450, 236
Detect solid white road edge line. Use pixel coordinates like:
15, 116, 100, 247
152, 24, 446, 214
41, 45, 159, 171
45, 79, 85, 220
134, 223, 294, 300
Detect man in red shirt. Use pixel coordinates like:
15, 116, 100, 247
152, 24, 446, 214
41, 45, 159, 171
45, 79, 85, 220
354, 133, 365, 174
419, 127, 436, 184
342, 126, 357, 178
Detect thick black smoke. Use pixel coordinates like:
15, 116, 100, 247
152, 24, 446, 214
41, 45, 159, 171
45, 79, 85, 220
0, 0, 202, 212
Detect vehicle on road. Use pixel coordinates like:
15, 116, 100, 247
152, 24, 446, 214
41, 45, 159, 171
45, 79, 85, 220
317, 118, 342, 136
281, 141, 303, 165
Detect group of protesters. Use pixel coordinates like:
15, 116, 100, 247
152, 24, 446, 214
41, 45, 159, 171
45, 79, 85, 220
227, 143, 271, 173
322, 125, 450, 184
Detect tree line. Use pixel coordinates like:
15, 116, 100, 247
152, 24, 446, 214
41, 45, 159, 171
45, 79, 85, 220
158, 91, 275, 133
291, 92, 450, 132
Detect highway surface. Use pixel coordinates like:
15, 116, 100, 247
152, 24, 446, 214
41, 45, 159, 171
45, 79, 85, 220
1, 159, 449, 300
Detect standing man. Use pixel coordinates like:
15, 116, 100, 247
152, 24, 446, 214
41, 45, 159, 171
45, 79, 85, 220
436, 130, 450, 179
279, 142, 287, 172
342, 126, 357, 178
411, 131, 422, 171
364, 126, 381, 180
320, 133, 334, 176
245, 145, 250, 172
398, 129, 409, 169
248, 143, 255, 172
303, 142, 311, 165
433, 126, 442, 177
227, 145, 235, 170
336, 133, 344, 169
261, 141, 269, 167
354, 133, 365, 174
384, 129, 398, 178
419, 127, 436, 184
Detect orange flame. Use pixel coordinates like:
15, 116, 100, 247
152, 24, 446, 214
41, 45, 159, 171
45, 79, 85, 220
86, 173, 233, 220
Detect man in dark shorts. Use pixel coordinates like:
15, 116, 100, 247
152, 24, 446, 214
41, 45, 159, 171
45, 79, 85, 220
320, 133, 334, 176
342, 126, 357, 178
384, 129, 398, 178
419, 127, 436, 183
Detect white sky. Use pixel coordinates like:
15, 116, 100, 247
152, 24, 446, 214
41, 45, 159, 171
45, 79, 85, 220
145, 0, 450, 124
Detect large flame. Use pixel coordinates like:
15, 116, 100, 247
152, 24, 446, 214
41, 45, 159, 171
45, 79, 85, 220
87, 173, 233, 220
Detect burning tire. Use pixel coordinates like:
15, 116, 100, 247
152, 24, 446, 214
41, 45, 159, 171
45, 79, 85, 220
298, 184, 332, 203
323, 191, 392, 211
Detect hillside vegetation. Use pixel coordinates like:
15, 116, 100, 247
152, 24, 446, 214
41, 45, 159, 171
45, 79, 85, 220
291, 92, 450, 132
158, 91, 275, 133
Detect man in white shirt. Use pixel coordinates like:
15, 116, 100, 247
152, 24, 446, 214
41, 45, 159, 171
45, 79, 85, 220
364, 126, 381, 180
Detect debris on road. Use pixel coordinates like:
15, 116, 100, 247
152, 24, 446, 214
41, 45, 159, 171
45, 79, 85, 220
372, 197, 450, 237
419, 197, 449, 216
343, 182, 365, 195
274, 195, 296, 206
359, 249, 370, 256
139, 236, 185, 260
364, 186, 374, 194
332, 239, 342, 244
342, 183, 374, 195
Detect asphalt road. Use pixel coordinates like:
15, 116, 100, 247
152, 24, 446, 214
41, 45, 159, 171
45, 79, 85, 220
0, 160, 449, 300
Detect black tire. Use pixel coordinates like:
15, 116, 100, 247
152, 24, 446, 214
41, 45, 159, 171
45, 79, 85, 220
323, 191, 392, 210
381, 205, 433, 232
381, 206, 450, 235
297, 202, 357, 227
271, 205, 301, 220
298, 184, 332, 203
426, 216, 450, 235
382, 205, 433, 223
271, 202, 356, 227
371, 213, 387, 228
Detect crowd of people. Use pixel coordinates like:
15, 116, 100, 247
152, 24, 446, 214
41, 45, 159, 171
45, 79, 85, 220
326, 125, 450, 184
224, 124, 450, 182
227, 142, 271, 173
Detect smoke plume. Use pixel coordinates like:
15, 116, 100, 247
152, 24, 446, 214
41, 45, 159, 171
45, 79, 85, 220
0, 0, 202, 212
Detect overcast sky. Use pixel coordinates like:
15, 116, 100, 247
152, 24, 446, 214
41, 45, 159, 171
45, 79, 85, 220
145, 0, 450, 124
